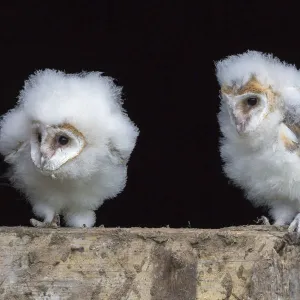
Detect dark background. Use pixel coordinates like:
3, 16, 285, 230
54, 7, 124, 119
0, 1, 298, 228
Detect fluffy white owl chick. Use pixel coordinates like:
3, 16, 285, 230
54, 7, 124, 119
216, 50, 300, 233
0, 69, 139, 228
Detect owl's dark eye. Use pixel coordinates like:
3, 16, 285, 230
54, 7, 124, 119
37, 132, 42, 143
57, 135, 69, 146
246, 96, 258, 106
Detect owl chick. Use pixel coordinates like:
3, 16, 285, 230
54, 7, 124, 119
216, 50, 300, 233
0, 69, 139, 228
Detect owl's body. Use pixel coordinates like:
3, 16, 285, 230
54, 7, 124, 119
216, 51, 300, 232
0, 70, 139, 227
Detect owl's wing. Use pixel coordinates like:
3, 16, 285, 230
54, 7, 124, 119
279, 122, 299, 152
3, 140, 29, 164
277, 86, 300, 152
0, 106, 31, 164
106, 114, 139, 166
279, 103, 300, 153
107, 140, 129, 165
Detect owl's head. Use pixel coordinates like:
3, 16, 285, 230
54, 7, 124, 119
216, 50, 300, 136
17, 69, 139, 179
220, 75, 278, 135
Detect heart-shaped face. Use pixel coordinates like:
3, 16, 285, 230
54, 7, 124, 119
221, 76, 276, 135
30, 122, 86, 175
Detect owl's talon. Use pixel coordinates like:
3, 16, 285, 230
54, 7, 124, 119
30, 218, 44, 227
256, 215, 271, 225
30, 214, 60, 228
288, 213, 300, 233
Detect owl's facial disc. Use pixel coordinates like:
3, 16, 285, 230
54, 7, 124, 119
30, 122, 86, 175
222, 92, 268, 134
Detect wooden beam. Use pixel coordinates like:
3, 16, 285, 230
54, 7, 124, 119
0, 225, 299, 299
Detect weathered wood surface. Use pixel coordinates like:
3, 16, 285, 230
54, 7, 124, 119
0, 225, 299, 300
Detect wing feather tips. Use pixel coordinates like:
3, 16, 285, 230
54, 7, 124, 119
279, 123, 299, 152
0, 107, 31, 157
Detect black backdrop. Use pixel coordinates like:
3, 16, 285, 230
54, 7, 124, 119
1, 1, 298, 227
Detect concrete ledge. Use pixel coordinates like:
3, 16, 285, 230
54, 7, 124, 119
0, 225, 299, 300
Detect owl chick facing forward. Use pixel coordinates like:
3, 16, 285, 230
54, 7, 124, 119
0, 69, 139, 227
216, 50, 300, 233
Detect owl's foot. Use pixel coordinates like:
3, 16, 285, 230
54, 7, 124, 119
288, 213, 300, 233
256, 215, 271, 225
30, 214, 60, 228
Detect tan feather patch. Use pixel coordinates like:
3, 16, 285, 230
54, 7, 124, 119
287, 123, 300, 137
221, 75, 278, 112
220, 85, 234, 95
280, 132, 298, 152
59, 123, 86, 141
237, 76, 269, 95
279, 123, 299, 152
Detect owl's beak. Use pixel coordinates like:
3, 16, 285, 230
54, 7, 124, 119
229, 110, 247, 134
234, 119, 247, 134
225, 101, 248, 134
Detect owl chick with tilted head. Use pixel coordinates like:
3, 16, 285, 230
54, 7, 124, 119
216, 50, 300, 233
0, 69, 139, 228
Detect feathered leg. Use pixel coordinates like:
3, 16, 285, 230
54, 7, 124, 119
30, 213, 60, 228
63, 210, 96, 228
30, 202, 60, 228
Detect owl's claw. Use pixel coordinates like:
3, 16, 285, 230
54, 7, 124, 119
30, 214, 60, 228
256, 215, 271, 225
288, 213, 300, 233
